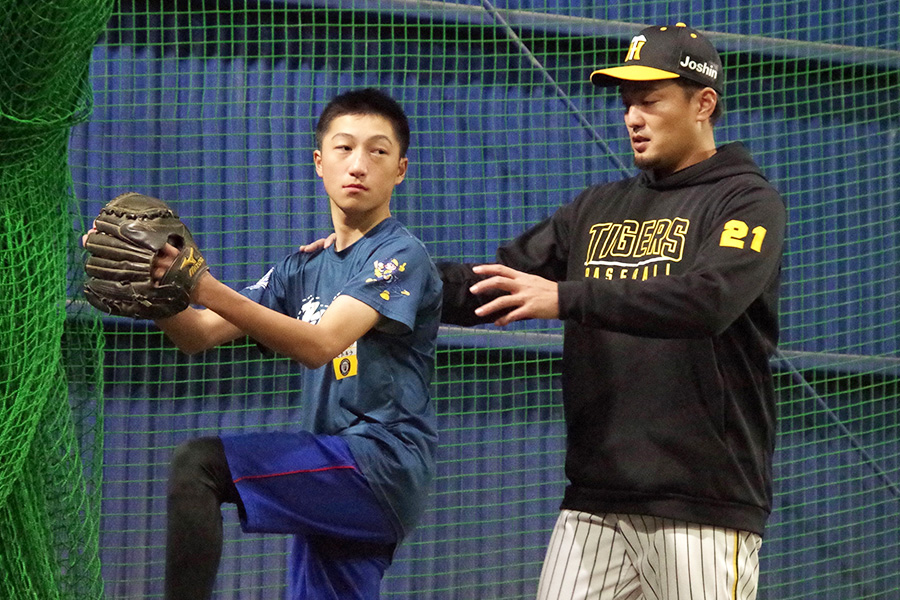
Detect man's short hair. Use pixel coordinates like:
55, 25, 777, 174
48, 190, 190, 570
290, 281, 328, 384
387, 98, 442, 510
315, 88, 411, 157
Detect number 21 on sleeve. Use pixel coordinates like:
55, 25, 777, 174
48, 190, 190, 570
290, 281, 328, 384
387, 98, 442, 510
719, 219, 767, 252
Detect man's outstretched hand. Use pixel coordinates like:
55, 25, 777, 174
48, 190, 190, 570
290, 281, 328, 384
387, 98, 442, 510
469, 264, 559, 326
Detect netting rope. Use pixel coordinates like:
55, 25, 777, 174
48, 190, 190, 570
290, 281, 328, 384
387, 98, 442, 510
0, 1, 112, 597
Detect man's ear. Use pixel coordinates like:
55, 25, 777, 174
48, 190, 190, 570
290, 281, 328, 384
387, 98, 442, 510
697, 87, 718, 122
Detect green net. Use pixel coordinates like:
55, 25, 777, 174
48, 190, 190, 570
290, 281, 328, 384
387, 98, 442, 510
9, 0, 898, 598
0, 1, 111, 598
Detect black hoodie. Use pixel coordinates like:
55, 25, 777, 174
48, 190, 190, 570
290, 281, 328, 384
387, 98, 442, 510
441, 142, 786, 535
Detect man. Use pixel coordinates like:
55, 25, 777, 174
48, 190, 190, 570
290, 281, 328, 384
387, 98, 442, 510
440, 23, 786, 600
151, 88, 442, 599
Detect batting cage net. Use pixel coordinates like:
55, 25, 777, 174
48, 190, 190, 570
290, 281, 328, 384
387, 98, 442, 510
5, 0, 898, 598
0, 0, 110, 600
0, 2, 111, 599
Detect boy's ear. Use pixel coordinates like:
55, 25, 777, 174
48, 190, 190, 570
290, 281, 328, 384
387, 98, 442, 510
395, 157, 409, 184
313, 149, 323, 177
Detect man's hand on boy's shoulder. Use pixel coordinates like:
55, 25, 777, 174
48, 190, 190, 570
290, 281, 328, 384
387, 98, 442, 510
299, 233, 336, 253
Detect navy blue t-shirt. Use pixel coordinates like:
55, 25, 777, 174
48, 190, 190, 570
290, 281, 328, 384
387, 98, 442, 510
240, 217, 442, 537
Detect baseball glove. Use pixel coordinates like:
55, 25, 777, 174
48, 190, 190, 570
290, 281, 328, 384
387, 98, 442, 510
83, 192, 209, 320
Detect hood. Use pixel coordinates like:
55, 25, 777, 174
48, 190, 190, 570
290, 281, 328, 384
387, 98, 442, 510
641, 142, 769, 191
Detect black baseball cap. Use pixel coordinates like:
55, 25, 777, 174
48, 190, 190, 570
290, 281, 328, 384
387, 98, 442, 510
590, 23, 724, 95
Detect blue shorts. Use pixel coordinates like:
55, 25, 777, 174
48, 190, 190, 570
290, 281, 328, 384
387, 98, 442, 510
221, 431, 398, 600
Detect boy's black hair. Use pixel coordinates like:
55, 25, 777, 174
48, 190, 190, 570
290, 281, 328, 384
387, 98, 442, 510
315, 88, 411, 157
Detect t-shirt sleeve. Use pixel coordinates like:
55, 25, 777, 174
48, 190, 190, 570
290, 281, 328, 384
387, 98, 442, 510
233, 256, 298, 356
340, 238, 434, 333
238, 256, 292, 315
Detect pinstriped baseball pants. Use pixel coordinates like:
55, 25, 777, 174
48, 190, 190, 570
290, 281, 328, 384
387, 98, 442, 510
536, 510, 762, 600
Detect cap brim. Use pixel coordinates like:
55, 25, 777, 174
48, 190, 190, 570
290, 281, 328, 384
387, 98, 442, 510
590, 65, 680, 87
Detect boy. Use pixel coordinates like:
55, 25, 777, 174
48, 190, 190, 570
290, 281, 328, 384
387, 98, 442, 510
153, 88, 442, 600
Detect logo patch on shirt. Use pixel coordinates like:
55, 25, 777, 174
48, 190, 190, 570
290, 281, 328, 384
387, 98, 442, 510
366, 258, 411, 301
246, 268, 273, 291
333, 342, 358, 380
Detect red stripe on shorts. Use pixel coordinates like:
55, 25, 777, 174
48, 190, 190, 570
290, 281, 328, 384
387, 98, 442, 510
233, 464, 357, 484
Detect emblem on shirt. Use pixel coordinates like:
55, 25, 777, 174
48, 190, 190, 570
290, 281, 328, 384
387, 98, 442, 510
366, 258, 412, 301
332, 342, 358, 380
246, 268, 273, 291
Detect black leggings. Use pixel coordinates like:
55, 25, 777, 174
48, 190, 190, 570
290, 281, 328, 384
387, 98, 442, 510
165, 436, 244, 600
